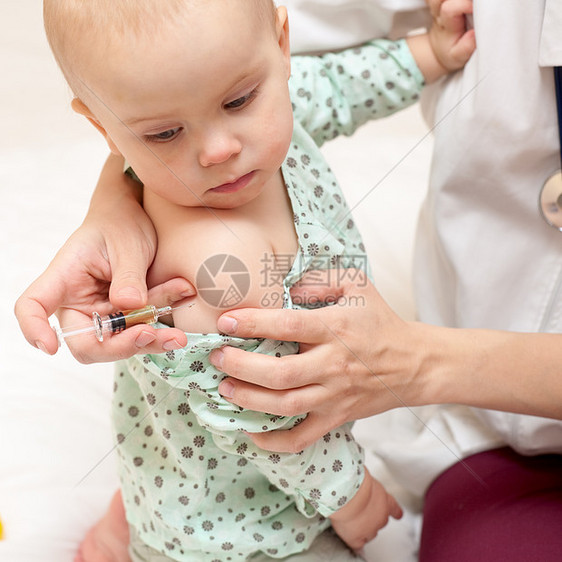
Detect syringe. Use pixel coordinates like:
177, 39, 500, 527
54, 305, 174, 345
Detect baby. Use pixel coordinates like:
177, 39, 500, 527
42, 0, 474, 560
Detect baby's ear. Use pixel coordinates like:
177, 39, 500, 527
71, 98, 122, 155
275, 6, 291, 78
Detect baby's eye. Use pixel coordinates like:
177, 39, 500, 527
224, 89, 257, 110
146, 127, 182, 143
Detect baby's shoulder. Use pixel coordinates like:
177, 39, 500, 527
177, 206, 273, 256
151, 205, 276, 282
149, 206, 288, 332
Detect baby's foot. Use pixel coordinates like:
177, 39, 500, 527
74, 490, 131, 562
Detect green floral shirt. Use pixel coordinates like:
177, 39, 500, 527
114, 38, 424, 561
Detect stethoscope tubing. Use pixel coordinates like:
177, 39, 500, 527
554, 66, 562, 169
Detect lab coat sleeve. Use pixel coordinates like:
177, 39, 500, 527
285, 0, 430, 54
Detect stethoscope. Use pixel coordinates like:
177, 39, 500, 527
539, 66, 562, 230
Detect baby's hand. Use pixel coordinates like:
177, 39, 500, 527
329, 470, 403, 552
428, 0, 476, 72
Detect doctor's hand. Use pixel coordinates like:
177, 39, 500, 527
212, 271, 431, 453
15, 156, 193, 362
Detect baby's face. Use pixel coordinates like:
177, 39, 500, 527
77, 1, 293, 210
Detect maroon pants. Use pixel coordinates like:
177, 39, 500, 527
419, 447, 562, 561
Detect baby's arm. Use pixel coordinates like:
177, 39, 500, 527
330, 470, 403, 552
406, 0, 475, 83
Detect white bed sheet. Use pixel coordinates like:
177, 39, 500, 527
1, 3, 432, 560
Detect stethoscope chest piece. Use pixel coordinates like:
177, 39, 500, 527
540, 171, 562, 230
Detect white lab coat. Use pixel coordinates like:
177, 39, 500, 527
285, 0, 562, 498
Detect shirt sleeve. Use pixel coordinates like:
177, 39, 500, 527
289, 38, 425, 147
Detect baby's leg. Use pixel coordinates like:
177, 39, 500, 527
75, 490, 131, 562
128, 527, 178, 561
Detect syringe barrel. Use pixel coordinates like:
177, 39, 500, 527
97, 305, 159, 341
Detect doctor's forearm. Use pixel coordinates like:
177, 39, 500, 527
84, 152, 158, 269
422, 326, 562, 420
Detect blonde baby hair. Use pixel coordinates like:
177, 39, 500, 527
43, 0, 277, 95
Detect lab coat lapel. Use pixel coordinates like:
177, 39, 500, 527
539, 0, 562, 66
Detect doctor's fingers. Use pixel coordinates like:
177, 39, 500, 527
218, 372, 333, 421
215, 340, 381, 413
146, 277, 196, 309
216, 306, 332, 344
15, 271, 72, 354
247, 411, 347, 454
213, 345, 323, 392
15, 292, 61, 355
62, 323, 188, 364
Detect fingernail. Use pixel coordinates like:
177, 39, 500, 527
163, 338, 183, 351
36, 341, 49, 354
135, 331, 156, 348
209, 349, 224, 369
181, 288, 196, 297
116, 287, 142, 301
217, 315, 237, 334
219, 380, 234, 399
